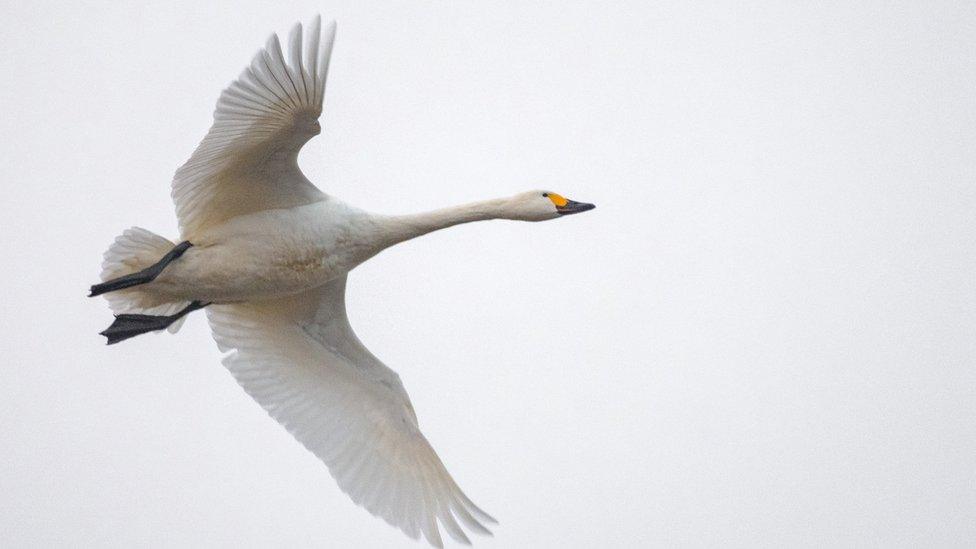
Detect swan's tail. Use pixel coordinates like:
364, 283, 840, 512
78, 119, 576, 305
93, 228, 192, 337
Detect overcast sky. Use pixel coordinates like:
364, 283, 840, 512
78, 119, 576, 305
2, 1, 975, 547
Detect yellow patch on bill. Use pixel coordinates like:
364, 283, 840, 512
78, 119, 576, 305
546, 192, 568, 207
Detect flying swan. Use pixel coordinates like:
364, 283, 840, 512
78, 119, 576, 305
89, 17, 594, 547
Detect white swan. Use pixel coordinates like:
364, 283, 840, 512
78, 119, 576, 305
90, 17, 594, 547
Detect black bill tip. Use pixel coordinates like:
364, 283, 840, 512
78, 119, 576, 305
557, 200, 596, 215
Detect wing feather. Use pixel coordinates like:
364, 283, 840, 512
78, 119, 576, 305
206, 276, 495, 546
171, 17, 337, 240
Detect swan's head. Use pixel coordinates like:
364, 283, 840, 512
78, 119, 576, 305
503, 190, 596, 221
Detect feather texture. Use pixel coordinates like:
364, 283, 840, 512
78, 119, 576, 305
207, 276, 495, 547
171, 16, 337, 240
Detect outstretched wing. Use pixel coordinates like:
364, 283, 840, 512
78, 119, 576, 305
206, 276, 496, 547
172, 17, 336, 240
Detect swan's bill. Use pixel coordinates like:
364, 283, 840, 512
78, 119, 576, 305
556, 199, 596, 215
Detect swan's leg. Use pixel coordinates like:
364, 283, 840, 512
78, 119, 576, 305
99, 300, 210, 345
89, 241, 193, 297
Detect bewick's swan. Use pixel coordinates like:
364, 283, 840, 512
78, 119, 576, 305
89, 17, 594, 547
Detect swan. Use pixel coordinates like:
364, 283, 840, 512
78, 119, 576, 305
89, 17, 594, 547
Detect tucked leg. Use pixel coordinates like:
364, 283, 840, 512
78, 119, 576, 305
89, 241, 193, 297
100, 300, 209, 345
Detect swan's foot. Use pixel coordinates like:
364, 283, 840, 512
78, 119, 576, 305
89, 241, 193, 297
100, 301, 209, 345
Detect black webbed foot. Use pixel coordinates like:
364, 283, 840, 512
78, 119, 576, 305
100, 301, 209, 345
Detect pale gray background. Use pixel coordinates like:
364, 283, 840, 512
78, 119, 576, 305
2, 1, 974, 547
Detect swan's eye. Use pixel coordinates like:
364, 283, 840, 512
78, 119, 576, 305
544, 192, 568, 207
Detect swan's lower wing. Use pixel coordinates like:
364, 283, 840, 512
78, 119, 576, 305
172, 17, 335, 240
206, 276, 494, 547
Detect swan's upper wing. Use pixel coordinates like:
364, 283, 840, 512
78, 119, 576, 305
172, 17, 336, 240
206, 276, 495, 547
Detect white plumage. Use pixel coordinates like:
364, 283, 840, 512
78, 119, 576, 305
172, 18, 333, 241
94, 16, 594, 547
208, 279, 495, 546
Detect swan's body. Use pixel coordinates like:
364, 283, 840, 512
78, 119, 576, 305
92, 17, 593, 548
149, 201, 381, 303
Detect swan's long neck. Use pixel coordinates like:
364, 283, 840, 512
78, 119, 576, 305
373, 198, 509, 248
